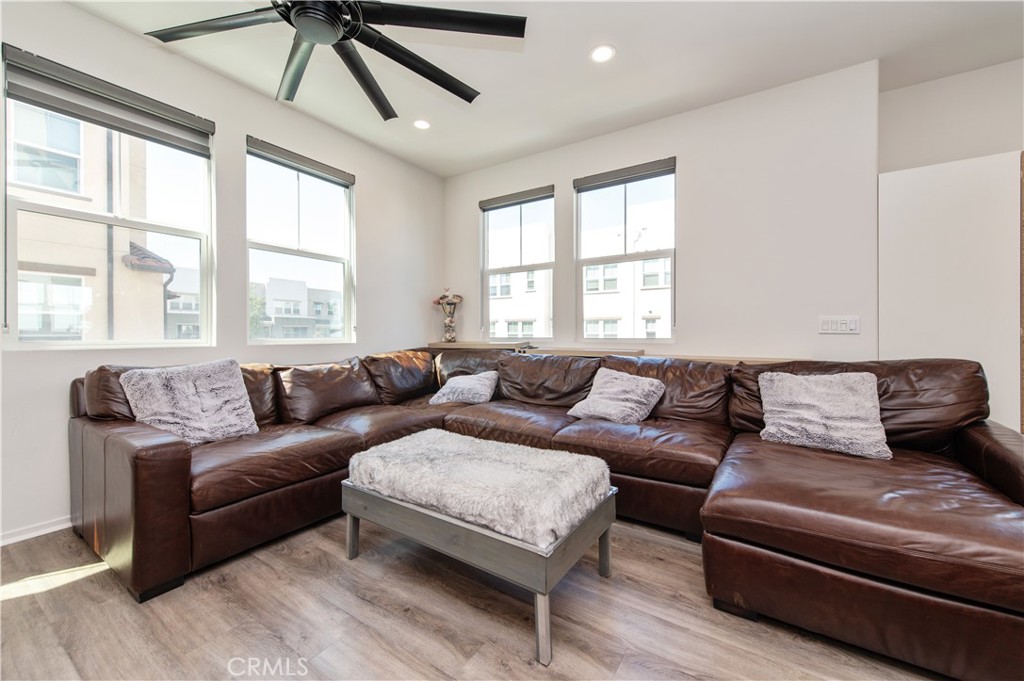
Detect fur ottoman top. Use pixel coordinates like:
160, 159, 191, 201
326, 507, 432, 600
348, 430, 610, 549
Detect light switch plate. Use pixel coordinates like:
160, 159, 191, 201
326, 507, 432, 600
818, 315, 860, 335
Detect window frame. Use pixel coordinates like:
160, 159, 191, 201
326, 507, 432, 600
574, 160, 676, 342
245, 141, 356, 345
4, 198, 212, 350
480, 187, 555, 341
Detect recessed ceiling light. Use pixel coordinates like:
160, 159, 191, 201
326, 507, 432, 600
590, 44, 616, 63
413, 119, 431, 130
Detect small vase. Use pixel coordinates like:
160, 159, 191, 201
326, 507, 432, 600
443, 316, 457, 343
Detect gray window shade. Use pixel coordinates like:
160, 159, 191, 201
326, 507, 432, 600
247, 135, 355, 187
573, 157, 675, 193
479, 184, 554, 211
3, 44, 214, 157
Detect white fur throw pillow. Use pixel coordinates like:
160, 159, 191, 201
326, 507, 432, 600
568, 367, 666, 424
120, 359, 259, 445
429, 371, 498, 405
758, 371, 892, 460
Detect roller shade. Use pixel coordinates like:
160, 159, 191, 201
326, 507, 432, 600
246, 135, 355, 187
479, 184, 554, 211
573, 157, 675, 193
3, 44, 214, 157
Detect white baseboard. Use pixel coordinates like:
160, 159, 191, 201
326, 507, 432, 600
1, 516, 72, 546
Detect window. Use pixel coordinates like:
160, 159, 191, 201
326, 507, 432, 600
489, 273, 511, 298
246, 136, 354, 343
481, 185, 555, 340
505, 320, 535, 338
576, 158, 675, 340
584, 319, 619, 339
4, 46, 214, 345
9, 102, 82, 193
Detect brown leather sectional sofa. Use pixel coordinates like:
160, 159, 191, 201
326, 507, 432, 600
68, 348, 1023, 680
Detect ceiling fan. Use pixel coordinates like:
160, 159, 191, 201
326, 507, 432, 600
146, 1, 527, 120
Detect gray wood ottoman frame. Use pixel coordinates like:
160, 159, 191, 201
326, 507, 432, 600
342, 480, 616, 665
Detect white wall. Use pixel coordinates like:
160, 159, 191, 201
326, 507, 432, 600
879, 60, 1024, 173
0, 2, 445, 542
879, 152, 1021, 428
443, 62, 880, 361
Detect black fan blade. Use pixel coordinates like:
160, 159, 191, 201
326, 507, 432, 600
352, 26, 479, 103
333, 42, 398, 121
146, 6, 282, 42
276, 33, 316, 101
356, 1, 526, 38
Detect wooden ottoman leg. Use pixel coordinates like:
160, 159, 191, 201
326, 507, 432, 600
598, 528, 611, 577
535, 592, 552, 666
346, 514, 360, 559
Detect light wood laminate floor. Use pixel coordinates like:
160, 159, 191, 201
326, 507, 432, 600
1, 518, 939, 680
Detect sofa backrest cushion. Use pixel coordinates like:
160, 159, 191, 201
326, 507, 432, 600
498, 353, 601, 407
362, 350, 437, 405
84, 362, 280, 424
84, 365, 138, 420
730, 359, 990, 456
601, 355, 731, 425
240, 364, 279, 427
435, 349, 515, 386
275, 358, 380, 423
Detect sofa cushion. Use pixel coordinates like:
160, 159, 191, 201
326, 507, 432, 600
314, 405, 445, 448
275, 359, 380, 424
601, 356, 732, 425
84, 365, 138, 420
702, 433, 1024, 614
497, 354, 600, 407
362, 350, 436, 404
190, 424, 361, 513
120, 359, 259, 445
435, 349, 514, 386
444, 400, 577, 449
567, 368, 665, 424
240, 364, 278, 427
430, 371, 498, 405
759, 371, 891, 459
730, 359, 990, 456
552, 418, 732, 487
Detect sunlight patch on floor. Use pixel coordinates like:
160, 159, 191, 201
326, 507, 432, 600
1, 562, 109, 601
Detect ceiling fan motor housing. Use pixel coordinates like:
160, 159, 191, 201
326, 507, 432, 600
290, 1, 349, 44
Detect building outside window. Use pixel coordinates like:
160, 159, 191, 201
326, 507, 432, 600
176, 323, 201, 340
644, 317, 659, 339
4, 47, 214, 345
584, 319, 620, 339
576, 158, 675, 340
246, 136, 355, 342
481, 185, 555, 340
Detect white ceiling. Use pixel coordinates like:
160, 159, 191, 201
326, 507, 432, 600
77, 1, 1024, 177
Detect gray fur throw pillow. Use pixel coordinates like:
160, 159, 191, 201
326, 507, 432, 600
429, 370, 498, 405
758, 371, 892, 459
120, 359, 259, 445
568, 367, 666, 424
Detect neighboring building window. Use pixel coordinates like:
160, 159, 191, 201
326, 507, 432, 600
489, 321, 497, 338
176, 323, 201, 339
9, 102, 82, 193
575, 158, 675, 340
246, 136, 354, 343
505, 320, 535, 338
584, 318, 619, 339
481, 187, 555, 340
489, 273, 511, 298
4, 47, 214, 345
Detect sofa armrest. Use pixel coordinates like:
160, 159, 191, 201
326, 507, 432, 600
81, 419, 192, 600
955, 420, 1024, 505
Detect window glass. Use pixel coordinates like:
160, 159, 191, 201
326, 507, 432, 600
246, 149, 353, 343
488, 269, 552, 339
580, 260, 672, 339
579, 185, 624, 259
625, 174, 674, 253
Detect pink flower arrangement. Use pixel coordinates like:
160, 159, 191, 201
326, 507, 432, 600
433, 289, 463, 342
432, 288, 464, 307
